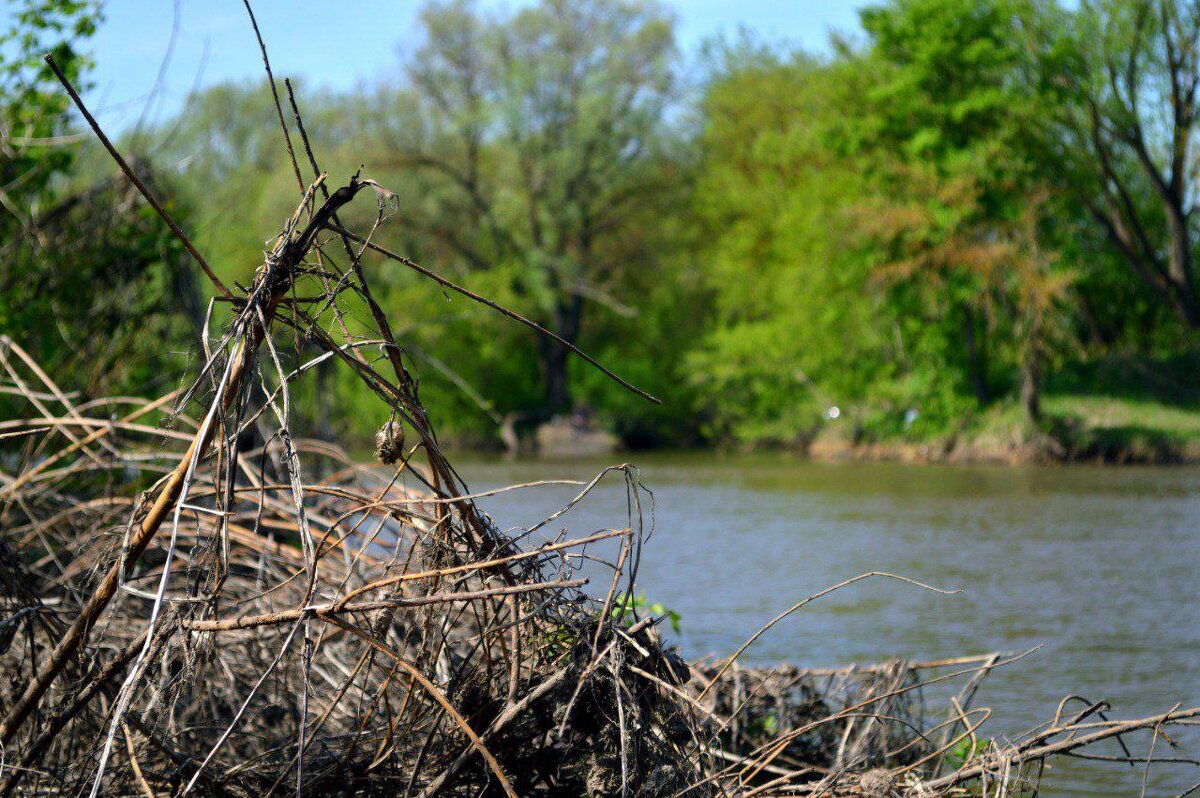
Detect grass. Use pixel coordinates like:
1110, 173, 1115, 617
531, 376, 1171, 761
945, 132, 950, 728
1040, 395, 1200, 462
1044, 395, 1200, 439
1039, 351, 1200, 462
810, 351, 1200, 463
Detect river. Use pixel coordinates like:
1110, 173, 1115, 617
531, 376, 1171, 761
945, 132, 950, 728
451, 452, 1200, 795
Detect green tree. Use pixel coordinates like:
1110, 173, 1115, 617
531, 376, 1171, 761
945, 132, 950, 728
690, 0, 1082, 444
1, 175, 200, 396
687, 48, 889, 443
857, 0, 1065, 402
0, 0, 99, 238
145, 80, 337, 278
381, 0, 678, 420
0, 1, 201, 402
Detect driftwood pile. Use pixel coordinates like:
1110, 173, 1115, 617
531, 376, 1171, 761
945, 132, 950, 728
0, 40, 1198, 798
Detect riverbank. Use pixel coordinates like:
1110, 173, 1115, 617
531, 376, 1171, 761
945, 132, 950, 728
438, 392, 1200, 465
803, 392, 1200, 465
472, 392, 1200, 465
439, 353, 1200, 464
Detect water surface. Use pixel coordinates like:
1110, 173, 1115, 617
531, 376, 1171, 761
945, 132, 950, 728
452, 452, 1200, 795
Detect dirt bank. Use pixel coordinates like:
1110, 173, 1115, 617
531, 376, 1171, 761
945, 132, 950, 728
806, 429, 1200, 465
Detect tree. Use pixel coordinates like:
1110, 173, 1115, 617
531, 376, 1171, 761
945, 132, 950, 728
0, 1, 202, 402
1, 174, 201, 397
0, 0, 99, 240
686, 47, 892, 443
866, 174, 1074, 425
382, 0, 677, 418
145, 80, 335, 275
1056, 0, 1200, 328
688, 0, 1086, 444
1010, 195, 1075, 423
859, 0, 1062, 399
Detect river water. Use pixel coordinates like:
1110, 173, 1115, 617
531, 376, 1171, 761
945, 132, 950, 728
451, 452, 1200, 795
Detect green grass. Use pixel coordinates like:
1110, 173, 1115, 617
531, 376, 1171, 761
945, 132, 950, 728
809, 351, 1200, 463
1043, 395, 1200, 439
1038, 351, 1200, 462
1040, 395, 1200, 462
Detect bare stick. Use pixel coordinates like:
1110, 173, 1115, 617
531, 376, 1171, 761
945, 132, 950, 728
922, 704, 1200, 791
327, 224, 661, 404
698, 572, 961, 700
42, 54, 233, 299
183, 577, 586, 632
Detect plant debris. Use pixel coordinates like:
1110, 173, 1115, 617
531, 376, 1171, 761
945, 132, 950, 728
0, 34, 1197, 798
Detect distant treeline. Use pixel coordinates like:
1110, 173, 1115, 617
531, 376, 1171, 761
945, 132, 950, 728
5, 0, 1200, 449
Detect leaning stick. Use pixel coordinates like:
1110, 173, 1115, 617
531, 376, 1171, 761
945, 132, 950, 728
42, 55, 232, 299
328, 224, 662, 405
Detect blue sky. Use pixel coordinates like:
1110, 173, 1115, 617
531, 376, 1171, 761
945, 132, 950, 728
45, 1, 865, 130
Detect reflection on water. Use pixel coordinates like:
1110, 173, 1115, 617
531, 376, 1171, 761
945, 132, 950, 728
450, 452, 1200, 795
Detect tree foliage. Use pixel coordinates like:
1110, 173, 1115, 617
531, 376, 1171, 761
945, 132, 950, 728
391, 0, 678, 417
8, 0, 1200, 449
0, 0, 98, 236
0, 1, 203, 403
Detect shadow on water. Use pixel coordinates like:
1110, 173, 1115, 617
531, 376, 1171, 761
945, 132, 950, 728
446, 451, 1200, 796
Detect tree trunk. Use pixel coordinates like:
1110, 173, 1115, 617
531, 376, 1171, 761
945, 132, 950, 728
1163, 201, 1200, 327
537, 294, 585, 417
961, 301, 989, 405
540, 338, 571, 416
1020, 344, 1041, 425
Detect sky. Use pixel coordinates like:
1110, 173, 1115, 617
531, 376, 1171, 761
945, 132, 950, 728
40, 1, 866, 131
